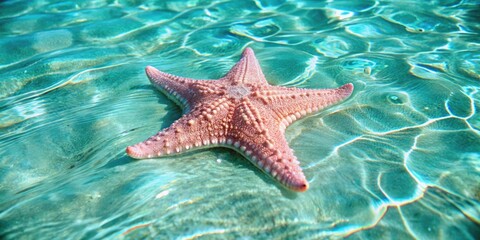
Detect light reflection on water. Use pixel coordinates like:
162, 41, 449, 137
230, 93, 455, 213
0, 0, 479, 239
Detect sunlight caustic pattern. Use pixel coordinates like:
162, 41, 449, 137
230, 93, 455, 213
0, 0, 479, 239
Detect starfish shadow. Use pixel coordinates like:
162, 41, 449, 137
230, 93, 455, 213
116, 145, 300, 198
102, 153, 137, 169
130, 84, 184, 129
214, 148, 300, 199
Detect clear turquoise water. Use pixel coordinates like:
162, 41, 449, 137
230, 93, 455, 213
0, 0, 479, 239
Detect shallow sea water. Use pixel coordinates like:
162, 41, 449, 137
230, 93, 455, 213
1, 0, 479, 239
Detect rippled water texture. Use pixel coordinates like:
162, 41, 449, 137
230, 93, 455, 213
1, 0, 479, 239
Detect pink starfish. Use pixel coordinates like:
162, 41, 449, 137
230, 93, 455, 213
126, 48, 353, 192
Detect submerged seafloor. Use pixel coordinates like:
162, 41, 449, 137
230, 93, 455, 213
0, 0, 479, 239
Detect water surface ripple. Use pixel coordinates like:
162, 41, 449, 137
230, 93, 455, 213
0, 0, 479, 239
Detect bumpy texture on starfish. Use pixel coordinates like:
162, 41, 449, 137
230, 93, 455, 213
126, 48, 353, 192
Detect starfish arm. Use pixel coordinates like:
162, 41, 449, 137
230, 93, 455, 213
221, 48, 269, 86
227, 98, 309, 191
253, 83, 354, 131
126, 97, 234, 159
146, 66, 223, 111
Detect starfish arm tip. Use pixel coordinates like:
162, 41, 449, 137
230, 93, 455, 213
145, 65, 160, 78
285, 174, 309, 192
344, 82, 354, 89
338, 83, 354, 99
145, 65, 154, 70
291, 181, 309, 192
126, 145, 144, 159
341, 83, 354, 93
242, 47, 254, 56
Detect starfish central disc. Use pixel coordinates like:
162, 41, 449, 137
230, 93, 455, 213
126, 47, 354, 192
228, 85, 251, 99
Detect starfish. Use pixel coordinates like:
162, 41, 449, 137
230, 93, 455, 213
126, 48, 353, 192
